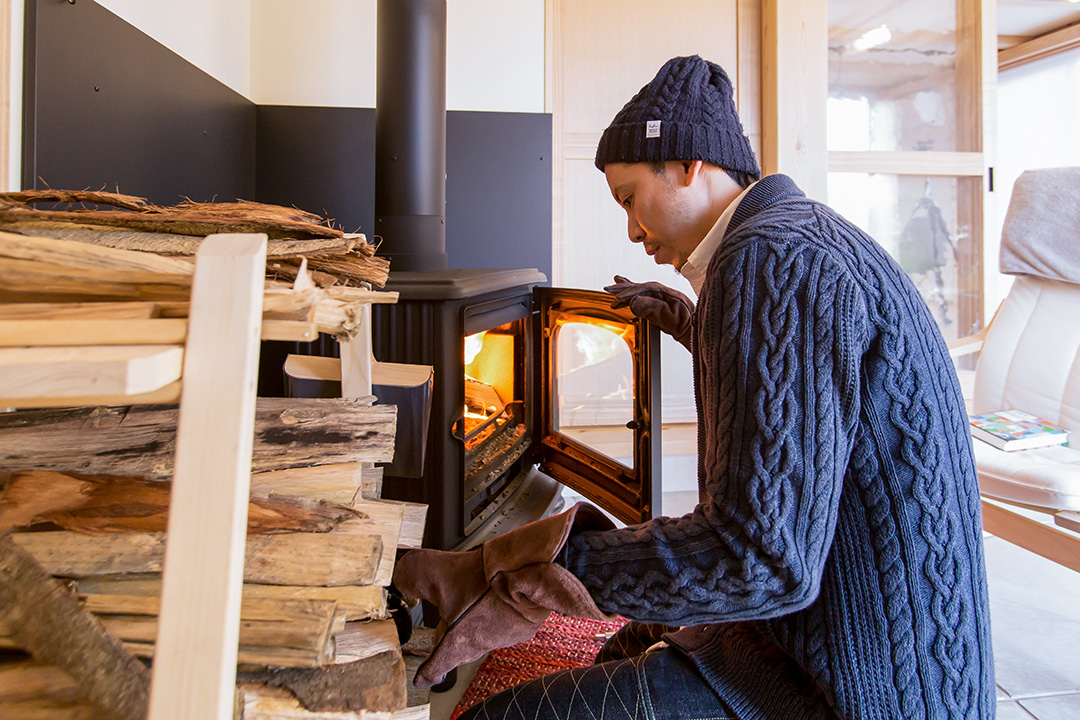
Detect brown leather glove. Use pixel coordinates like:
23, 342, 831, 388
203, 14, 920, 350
604, 275, 694, 351
392, 502, 614, 687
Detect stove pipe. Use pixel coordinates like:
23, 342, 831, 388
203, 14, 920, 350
375, 0, 448, 272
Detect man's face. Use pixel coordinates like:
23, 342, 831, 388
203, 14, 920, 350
604, 161, 704, 270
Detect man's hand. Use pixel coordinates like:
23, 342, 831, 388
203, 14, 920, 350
392, 503, 614, 688
604, 275, 694, 351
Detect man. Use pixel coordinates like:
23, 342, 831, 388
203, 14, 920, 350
395, 55, 995, 719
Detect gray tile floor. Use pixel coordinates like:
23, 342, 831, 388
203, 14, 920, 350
428, 490, 1080, 720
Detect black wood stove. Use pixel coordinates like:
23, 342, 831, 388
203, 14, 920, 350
364, 0, 662, 549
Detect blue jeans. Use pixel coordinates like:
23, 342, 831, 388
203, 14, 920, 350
455, 623, 737, 720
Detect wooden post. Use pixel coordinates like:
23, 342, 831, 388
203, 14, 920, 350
147, 234, 267, 720
761, 0, 828, 202
340, 302, 375, 499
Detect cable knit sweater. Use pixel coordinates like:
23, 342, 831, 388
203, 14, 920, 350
564, 175, 995, 719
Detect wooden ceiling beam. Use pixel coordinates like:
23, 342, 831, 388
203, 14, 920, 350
999, 21, 1080, 71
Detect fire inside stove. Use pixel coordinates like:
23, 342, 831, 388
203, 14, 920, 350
462, 321, 530, 516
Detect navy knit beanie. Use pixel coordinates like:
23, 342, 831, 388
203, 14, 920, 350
594, 55, 760, 178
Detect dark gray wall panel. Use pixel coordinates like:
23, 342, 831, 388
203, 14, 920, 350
255, 106, 376, 237
446, 111, 551, 279
23, 0, 255, 203
255, 106, 552, 279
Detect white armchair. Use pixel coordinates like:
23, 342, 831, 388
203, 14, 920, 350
948, 167, 1080, 573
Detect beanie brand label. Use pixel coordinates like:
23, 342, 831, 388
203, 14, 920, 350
646, 120, 661, 139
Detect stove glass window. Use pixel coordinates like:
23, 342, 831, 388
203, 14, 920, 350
553, 320, 634, 464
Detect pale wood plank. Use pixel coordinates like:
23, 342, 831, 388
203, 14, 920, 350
0, 345, 183, 399
148, 233, 267, 720
261, 319, 320, 342
0, 381, 182, 409
0, 301, 157, 320
0, 318, 188, 346
982, 498, 1080, 574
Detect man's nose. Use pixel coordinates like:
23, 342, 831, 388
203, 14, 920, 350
628, 216, 645, 243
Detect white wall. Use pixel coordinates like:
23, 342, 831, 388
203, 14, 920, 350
250, 0, 545, 112
98, 0, 253, 98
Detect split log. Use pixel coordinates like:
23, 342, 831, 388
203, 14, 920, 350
72, 596, 342, 668
0, 398, 397, 479
0, 229, 195, 274
0, 660, 82, 703
0, 345, 184, 399
0, 596, 344, 667
0, 257, 193, 302
237, 651, 407, 713
0, 533, 150, 720
11, 531, 383, 586
0, 470, 361, 535
73, 577, 388, 622
332, 620, 401, 665
239, 684, 430, 720
250, 463, 370, 505
0, 699, 97, 719
299, 256, 390, 288
336, 504, 405, 587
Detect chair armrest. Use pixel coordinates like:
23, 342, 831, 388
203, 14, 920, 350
948, 326, 989, 359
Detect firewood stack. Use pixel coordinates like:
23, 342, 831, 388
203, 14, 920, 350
0, 192, 430, 719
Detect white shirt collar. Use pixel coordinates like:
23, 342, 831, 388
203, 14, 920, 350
679, 181, 757, 296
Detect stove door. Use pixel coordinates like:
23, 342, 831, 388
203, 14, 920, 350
534, 287, 661, 525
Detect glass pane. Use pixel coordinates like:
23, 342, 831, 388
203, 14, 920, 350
828, 173, 981, 341
828, 0, 959, 152
552, 321, 634, 464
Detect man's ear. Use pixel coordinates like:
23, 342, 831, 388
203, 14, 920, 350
680, 160, 705, 186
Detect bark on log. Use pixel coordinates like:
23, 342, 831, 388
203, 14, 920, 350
0, 470, 361, 535
0, 398, 396, 480
0, 533, 150, 720
237, 650, 407, 713
0, 222, 361, 258
0, 197, 343, 240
